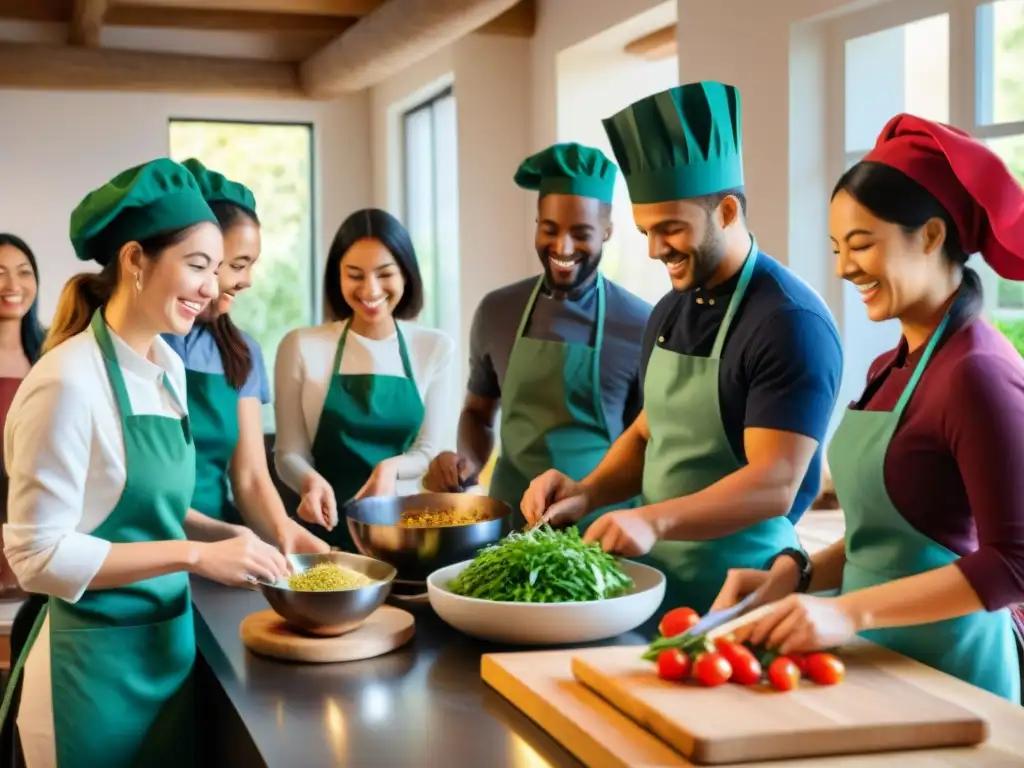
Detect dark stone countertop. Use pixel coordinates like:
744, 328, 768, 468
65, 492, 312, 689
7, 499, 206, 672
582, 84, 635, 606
191, 576, 656, 768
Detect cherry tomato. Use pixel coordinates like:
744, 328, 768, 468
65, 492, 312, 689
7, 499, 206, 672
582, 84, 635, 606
806, 653, 845, 685
659, 607, 700, 638
656, 649, 692, 681
713, 638, 762, 685
788, 653, 809, 676
694, 652, 732, 687
767, 657, 801, 692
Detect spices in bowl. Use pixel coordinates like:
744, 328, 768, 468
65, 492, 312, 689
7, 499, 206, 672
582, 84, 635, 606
397, 507, 494, 528
286, 562, 376, 592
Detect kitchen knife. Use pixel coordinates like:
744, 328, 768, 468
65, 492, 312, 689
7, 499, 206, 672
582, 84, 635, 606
681, 592, 761, 638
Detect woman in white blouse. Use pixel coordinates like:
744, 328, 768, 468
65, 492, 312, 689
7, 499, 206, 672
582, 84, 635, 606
274, 208, 454, 550
0, 159, 288, 767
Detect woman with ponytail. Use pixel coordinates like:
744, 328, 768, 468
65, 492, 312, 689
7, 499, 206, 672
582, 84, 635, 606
0, 159, 289, 767
166, 159, 326, 555
711, 114, 1024, 702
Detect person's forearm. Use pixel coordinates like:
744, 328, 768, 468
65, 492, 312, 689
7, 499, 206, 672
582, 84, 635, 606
457, 409, 495, 478
646, 463, 797, 541
580, 424, 647, 510
183, 510, 242, 542
90, 540, 198, 590
836, 563, 984, 631
233, 474, 292, 545
809, 538, 846, 593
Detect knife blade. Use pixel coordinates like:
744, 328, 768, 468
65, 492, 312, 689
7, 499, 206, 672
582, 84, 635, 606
682, 592, 761, 638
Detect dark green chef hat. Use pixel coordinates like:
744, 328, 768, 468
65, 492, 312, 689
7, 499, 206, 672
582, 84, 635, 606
70, 158, 217, 265
514, 143, 618, 204
181, 157, 258, 218
602, 81, 744, 204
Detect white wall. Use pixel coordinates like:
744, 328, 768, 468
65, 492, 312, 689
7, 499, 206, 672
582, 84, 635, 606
0, 90, 371, 322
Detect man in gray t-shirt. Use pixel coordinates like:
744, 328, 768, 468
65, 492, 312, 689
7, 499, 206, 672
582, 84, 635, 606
423, 143, 651, 524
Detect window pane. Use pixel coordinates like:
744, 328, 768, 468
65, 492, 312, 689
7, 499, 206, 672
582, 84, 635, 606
977, 1, 1024, 125
168, 121, 314, 432
845, 14, 949, 153
986, 134, 1024, 309
404, 106, 437, 329
431, 94, 460, 337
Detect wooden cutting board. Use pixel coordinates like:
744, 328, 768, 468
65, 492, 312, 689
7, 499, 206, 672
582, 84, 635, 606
571, 646, 985, 764
240, 606, 414, 663
483, 643, 1024, 767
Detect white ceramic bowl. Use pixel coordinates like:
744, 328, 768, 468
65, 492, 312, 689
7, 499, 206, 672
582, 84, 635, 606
426, 559, 666, 645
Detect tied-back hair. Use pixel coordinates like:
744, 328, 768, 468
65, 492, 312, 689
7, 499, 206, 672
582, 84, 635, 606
832, 160, 982, 348
44, 227, 197, 354
206, 201, 260, 392
0, 234, 46, 363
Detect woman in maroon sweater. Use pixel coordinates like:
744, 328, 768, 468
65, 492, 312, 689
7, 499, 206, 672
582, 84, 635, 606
712, 114, 1024, 701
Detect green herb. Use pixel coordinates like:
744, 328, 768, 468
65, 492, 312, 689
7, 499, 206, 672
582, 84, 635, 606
448, 525, 634, 603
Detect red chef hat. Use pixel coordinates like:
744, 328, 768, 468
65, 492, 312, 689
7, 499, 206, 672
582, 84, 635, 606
863, 113, 1024, 280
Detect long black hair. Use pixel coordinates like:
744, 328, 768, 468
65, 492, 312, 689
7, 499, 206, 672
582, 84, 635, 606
323, 209, 424, 321
832, 161, 982, 339
0, 234, 46, 363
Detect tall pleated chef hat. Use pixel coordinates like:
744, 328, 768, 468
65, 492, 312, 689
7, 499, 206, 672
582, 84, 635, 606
181, 158, 258, 219
70, 158, 217, 266
864, 114, 1024, 280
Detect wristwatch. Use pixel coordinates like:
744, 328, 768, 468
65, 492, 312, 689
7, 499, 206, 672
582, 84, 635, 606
765, 547, 813, 593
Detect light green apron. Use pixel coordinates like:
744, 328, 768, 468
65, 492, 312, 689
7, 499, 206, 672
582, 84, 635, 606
641, 243, 799, 615
831, 307, 1021, 702
0, 310, 198, 767
306, 320, 425, 551
186, 367, 242, 525
489, 275, 625, 530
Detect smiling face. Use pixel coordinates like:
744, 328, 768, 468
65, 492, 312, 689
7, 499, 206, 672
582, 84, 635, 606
134, 222, 223, 335
632, 198, 732, 291
339, 237, 405, 326
830, 189, 950, 323
0, 244, 37, 321
535, 194, 612, 292
202, 217, 261, 320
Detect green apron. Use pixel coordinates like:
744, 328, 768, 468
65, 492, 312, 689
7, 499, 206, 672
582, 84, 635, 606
640, 243, 799, 615
489, 275, 625, 530
830, 307, 1021, 702
306, 320, 424, 551
0, 310, 198, 767
186, 368, 242, 525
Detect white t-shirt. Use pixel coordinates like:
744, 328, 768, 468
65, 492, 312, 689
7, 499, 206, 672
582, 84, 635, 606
2, 325, 188, 603
273, 320, 455, 497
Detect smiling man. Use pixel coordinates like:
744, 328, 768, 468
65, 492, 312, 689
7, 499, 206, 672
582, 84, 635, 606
423, 143, 651, 529
521, 83, 844, 614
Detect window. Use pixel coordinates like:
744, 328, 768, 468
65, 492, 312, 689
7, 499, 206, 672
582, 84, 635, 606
168, 119, 316, 431
402, 88, 459, 334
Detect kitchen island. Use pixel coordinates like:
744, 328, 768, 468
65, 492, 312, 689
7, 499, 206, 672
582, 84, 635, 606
192, 576, 650, 767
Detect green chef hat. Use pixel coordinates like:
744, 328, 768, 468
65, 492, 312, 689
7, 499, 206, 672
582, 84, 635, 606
514, 142, 618, 204
181, 158, 258, 218
602, 81, 744, 204
70, 158, 217, 265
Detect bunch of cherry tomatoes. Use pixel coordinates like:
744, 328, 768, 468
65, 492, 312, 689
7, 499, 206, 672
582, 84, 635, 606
647, 606, 846, 692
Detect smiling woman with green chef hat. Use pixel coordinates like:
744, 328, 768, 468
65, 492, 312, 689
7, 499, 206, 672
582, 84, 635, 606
0, 159, 289, 768
422, 143, 651, 529
522, 83, 844, 615
163, 159, 327, 555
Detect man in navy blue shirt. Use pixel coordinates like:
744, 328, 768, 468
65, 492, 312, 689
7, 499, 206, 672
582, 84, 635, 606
522, 81, 843, 614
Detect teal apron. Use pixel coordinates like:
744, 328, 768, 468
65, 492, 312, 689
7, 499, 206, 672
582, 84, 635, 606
0, 310, 198, 767
641, 243, 799, 615
186, 367, 242, 525
830, 307, 1021, 702
306, 320, 425, 551
489, 275, 627, 530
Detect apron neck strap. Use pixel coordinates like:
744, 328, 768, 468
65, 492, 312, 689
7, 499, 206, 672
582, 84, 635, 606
893, 308, 954, 415
335, 319, 417, 381
516, 277, 546, 340
710, 237, 759, 359
516, 274, 606, 344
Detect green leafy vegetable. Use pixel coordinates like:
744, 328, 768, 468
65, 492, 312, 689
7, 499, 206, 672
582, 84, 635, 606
448, 525, 634, 603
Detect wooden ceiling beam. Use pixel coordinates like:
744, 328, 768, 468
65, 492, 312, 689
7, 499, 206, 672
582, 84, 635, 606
68, 0, 109, 46
0, 41, 308, 99
110, 0, 381, 16
624, 24, 677, 60
477, 0, 534, 37
106, 6, 357, 34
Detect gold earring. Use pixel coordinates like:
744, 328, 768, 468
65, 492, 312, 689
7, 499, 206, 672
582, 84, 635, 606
135, 271, 142, 294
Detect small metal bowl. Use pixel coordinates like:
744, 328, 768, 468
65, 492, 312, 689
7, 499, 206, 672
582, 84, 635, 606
259, 552, 396, 637
345, 493, 511, 583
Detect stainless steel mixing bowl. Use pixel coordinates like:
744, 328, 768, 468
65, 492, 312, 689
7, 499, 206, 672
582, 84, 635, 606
259, 551, 396, 636
345, 493, 512, 583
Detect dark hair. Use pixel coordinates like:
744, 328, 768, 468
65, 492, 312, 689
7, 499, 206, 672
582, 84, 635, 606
832, 161, 982, 337
207, 201, 259, 391
695, 188, 748, 219
45, 227, 198, 353
323, 209, 424, 321
0, 234, 46, 363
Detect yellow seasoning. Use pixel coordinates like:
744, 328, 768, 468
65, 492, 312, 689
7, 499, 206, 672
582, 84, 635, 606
287, 562, 375, 592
